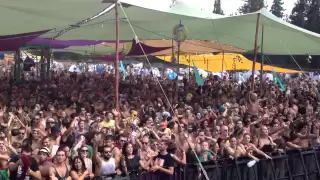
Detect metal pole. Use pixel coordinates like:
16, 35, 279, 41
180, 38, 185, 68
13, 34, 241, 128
13, 51, 17, 80
115, 0, 120, 112
40, 48, 45, 81
259, 26, 264, 94
251, 13, 261, 90
16, 50, 21, 81
46, 48, 51, 80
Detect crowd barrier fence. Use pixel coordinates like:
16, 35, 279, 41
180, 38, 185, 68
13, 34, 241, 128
94, 147, 320, 180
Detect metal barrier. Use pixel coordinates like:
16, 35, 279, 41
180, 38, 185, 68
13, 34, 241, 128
94, 147, 320, 180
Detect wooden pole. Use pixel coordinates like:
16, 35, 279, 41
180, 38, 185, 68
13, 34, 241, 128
177, 20, 181, 65
115, 0, 120, 112
259, 26, 264, 94
175, 20, 182, 103
251, 13, 261, 90
221, 52, 224, 78
188, 54, 191, 81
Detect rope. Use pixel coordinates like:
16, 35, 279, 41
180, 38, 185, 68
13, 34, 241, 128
262, 16, 306, 75
52, 3, 116, 39
118, 2, 210, 180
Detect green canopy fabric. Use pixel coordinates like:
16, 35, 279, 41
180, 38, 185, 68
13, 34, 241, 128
204, 9, 320, 55
43, 1, 320, 55
0, 0, 111, 35
2, 0, 320, 55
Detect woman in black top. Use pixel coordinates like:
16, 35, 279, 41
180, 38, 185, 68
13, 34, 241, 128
120, 142, 146, 180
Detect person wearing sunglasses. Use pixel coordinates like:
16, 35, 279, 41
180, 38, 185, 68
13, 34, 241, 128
93, 144, 116, 178
78, 145, 92, 173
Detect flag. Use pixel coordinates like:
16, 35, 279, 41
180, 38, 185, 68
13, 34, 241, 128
193, 61, 204, 86
0, 170, 8, 180
272, 71, 286, 91
120, 60, 126, 80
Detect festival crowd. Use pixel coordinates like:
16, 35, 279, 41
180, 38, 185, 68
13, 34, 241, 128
0, 69, 318, 180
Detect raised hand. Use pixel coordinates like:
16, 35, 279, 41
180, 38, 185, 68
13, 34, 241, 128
112, 109, 119, 116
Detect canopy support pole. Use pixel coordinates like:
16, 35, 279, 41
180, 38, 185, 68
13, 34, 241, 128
40, 47, 45, 81
221, 52, 224, 78
251, 13, 261, 90
115, 0, 120, 112
260, 26, 265, 94
175, 20, 182, 103
188, 54, 191, 81
45, 48, 51, 80
177, 20, 181, 65
14, 50, 20, 81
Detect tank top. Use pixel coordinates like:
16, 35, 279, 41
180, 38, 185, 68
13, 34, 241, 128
53, 164, 69, 180
199, 152, 212, 162
100, 158, 116, 176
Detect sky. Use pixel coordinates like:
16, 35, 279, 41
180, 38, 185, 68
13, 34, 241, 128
129, 0, 296, 16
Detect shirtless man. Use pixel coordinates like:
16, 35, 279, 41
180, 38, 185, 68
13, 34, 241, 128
49, 149, 71, 180
9, 127, 26, 152
0, 141, 10, 170
139, 136, 156, 170
30, 128, 42, 150
32, 114, 46, 137
288, 122, 317, 149
38, 147, 53, 179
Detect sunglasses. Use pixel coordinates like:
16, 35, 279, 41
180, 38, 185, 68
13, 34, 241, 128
81, 149, 88, 152
142, 142, 149, 145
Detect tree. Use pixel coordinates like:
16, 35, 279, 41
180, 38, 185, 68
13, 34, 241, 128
270, 0, 285, 18
289, 0, 308, 28
238, 0, 265, 14
170, 0, 179, 7
213, 0, 224, 15
305, 0, 320, 33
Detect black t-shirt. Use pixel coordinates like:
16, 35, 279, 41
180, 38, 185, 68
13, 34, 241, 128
153, 153, 174, 179
61, 132, 76, 148
9, 155, 39, 180
125, 155, 140, 173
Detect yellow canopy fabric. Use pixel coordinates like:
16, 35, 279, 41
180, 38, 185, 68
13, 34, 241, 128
157, 53, 301, 73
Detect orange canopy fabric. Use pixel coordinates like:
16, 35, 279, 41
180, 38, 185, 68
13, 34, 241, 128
157, 53, 301, 73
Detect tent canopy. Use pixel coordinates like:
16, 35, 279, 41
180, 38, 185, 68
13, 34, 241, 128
0, 0, 110, 35
102, 40, 246, 55
40, 1, 320, 55
157, 53, 301, 73
2, 1, 320, 55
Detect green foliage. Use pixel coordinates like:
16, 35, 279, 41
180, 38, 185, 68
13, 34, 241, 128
270, 0, 285, 18
238, 0, 266, 14
213, 0, 224, 15
289, 0, 308, 28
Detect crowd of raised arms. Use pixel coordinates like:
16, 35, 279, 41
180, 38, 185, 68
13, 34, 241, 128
0, 70, 318, 180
